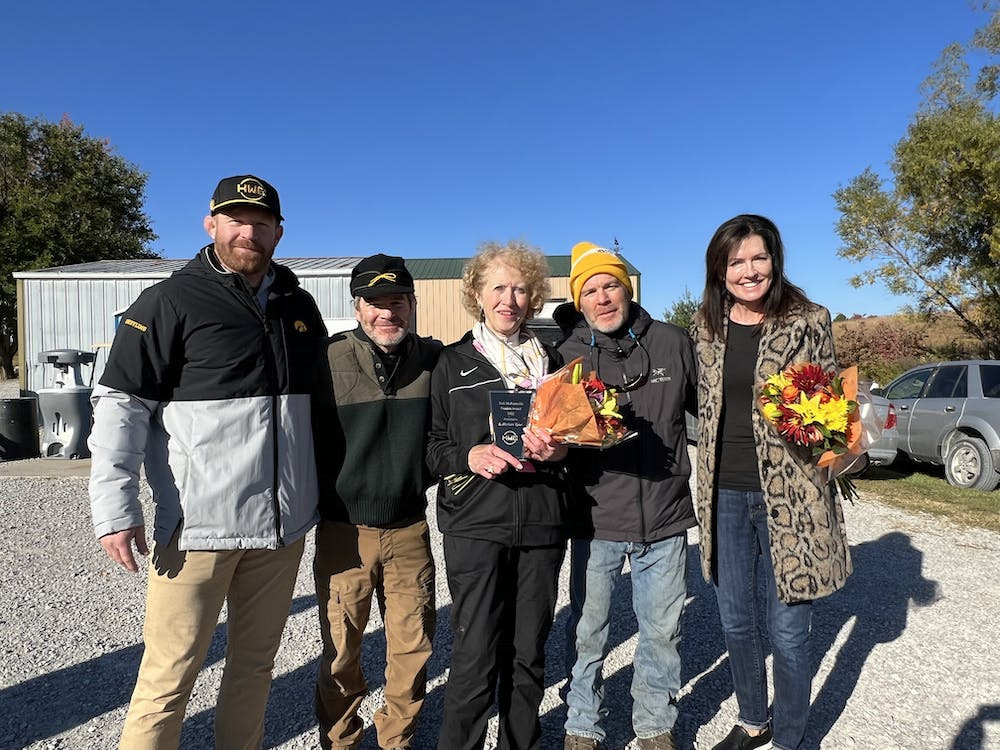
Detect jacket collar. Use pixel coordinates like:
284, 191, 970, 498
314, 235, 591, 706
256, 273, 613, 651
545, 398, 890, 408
175, 245, 300, 294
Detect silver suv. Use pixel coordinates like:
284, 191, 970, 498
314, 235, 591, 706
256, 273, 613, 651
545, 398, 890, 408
877, 360, 1000, 491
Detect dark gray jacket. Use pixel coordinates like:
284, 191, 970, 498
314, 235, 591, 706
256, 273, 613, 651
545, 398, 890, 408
555, 302, 698, 543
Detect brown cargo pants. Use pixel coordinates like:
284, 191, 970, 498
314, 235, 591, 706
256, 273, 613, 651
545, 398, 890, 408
313, 518, 436, 749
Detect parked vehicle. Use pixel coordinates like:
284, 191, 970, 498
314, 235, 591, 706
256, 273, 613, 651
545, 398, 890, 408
864, 391, 899, 467
874, 360, 1000, 491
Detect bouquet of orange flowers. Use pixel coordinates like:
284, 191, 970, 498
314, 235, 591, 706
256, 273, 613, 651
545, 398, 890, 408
758, 363, 866, 501
528, 357, 635, 448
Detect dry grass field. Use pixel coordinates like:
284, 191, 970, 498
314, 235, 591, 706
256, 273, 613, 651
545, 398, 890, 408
832, 312, 981, 358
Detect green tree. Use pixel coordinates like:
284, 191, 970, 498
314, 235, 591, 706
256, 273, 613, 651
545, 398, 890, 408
0, 113, 157, 378
833, 8, 1000, 358
663, 287, 698, 330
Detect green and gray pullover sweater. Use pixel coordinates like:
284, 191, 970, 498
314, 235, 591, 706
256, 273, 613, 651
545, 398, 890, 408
318, 328, 442, 526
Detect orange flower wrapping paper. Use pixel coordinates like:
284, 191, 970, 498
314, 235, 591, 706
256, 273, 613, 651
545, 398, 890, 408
528, 357, 604, 446
816, 365, 864, 470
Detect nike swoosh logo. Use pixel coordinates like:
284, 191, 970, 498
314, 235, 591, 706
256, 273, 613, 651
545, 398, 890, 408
460, 367, 478, 377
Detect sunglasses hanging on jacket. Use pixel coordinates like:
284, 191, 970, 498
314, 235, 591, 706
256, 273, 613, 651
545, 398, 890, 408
588, 328, 650, 395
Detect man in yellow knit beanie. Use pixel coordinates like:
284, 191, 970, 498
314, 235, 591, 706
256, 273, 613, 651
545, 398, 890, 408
568, 242, 633, 310
555, 241, 697, 750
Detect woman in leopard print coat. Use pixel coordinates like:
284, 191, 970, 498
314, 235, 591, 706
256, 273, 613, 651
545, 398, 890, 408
692, 215, 851, 750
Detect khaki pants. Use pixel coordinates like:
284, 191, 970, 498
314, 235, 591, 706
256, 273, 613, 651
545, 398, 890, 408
119, 534, 305, 750
313, 519, 435, 749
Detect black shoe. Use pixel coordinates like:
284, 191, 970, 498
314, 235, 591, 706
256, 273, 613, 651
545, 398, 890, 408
710, 723, 772, 750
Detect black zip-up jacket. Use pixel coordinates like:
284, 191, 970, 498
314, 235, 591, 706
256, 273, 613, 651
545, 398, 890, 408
426, 332, 568, 547
554, 302, 698, 543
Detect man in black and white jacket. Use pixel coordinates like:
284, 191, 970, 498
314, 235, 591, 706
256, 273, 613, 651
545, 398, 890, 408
88, 175, 329, 749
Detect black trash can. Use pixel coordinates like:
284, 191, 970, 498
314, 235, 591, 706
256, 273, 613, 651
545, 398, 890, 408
0, 397, 40, 461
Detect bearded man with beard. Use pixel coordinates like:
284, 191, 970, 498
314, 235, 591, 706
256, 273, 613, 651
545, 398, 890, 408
88, 175, 330, 749
313, 254, 442, 750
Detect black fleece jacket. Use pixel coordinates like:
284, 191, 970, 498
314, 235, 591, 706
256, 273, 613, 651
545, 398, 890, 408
426, 332, 569, 547
554, 302, 698, 543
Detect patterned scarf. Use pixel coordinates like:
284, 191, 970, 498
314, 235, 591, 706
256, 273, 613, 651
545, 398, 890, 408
472, 321, 548, 389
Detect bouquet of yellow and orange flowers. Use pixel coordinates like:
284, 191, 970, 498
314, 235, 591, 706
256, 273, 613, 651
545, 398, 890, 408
759, 363, 867, 501
528, 357, 635, 448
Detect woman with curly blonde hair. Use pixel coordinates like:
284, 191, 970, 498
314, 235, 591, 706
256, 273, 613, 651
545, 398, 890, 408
427, 239, 569, 750
459, 240, 551, 320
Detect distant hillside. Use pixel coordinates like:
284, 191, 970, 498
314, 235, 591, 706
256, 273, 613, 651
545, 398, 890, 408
831, 312, 984, 383
832, 312, 979, 355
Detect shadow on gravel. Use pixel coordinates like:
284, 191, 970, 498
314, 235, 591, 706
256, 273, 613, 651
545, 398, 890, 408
0, 593, 318, 749
180, 593, 324, 748
673, 544, 730, 749
543, 558, 643, 750
186, 593, 327, 747
10, 534, 944, 749
952, 705, 1000, 750
251, 603, 454, 750
0, 642, 143, 747
806, 531, 939, 749
634, 534, 941, 750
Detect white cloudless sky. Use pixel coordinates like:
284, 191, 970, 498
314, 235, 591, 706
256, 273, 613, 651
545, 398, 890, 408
3, 0, 989, 322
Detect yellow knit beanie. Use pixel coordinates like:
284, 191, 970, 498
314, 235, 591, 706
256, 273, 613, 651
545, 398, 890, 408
569, 241, 633, 310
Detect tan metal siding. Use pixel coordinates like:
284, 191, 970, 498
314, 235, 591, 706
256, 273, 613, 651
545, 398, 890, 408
550, 278, 571, 301
414, 279, 468, 344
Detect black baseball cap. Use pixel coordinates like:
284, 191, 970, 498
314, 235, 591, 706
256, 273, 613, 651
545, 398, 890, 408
210, 175, 283, 221
350, 254, 415, 299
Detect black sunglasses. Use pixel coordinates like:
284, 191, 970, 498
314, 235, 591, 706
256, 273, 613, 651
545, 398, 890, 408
588, 336, 650, 393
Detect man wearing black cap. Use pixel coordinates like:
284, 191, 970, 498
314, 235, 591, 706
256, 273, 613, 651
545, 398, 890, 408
88, 175, 330, 748
313, 254, 442, 750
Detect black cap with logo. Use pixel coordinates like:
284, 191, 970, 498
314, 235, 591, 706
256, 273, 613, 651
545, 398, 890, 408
210, 175, 283, 221
350, 254, 415, 299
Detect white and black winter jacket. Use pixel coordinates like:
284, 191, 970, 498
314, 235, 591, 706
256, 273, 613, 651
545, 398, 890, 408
88, 246, 329, 551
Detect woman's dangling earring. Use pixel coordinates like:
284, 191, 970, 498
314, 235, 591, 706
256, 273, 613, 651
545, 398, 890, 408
480, 307, 486, 322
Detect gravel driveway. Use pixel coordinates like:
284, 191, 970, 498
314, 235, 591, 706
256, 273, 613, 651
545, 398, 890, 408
1, 433, 997, 748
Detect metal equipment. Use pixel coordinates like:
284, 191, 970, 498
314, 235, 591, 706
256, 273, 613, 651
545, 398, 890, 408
37, 349, 96, 459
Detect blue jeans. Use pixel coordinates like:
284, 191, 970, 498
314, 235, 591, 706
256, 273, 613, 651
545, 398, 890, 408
563, 535, 687, 742
715, 488, 813, 750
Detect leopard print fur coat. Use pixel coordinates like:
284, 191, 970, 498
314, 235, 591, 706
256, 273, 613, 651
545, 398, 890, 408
693, 302, 852, 603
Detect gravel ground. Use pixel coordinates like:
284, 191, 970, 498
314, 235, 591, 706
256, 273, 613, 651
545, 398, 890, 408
1, 379, 998, 749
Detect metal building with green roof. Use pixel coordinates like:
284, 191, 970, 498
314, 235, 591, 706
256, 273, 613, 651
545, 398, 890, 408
13, 254, 640, 394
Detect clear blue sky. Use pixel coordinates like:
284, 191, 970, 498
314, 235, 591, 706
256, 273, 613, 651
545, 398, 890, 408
3, 1, 988, 320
